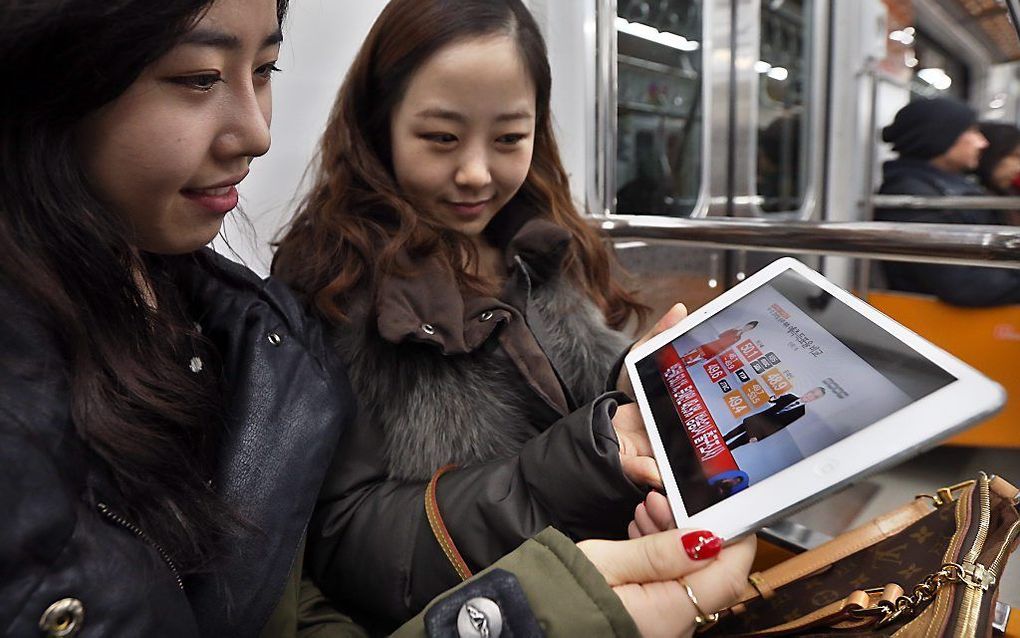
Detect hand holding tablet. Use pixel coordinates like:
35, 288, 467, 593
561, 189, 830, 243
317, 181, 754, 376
625, 258, 1005, 541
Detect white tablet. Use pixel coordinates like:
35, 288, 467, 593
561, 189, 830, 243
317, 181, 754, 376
625, 257, 1006, 540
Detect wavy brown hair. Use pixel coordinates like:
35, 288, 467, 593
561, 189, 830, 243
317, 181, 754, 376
273, 0, 645, 329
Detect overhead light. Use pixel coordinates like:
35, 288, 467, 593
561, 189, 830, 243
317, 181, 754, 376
889, 29, 915, 46
767, 66, 789, 81
754, 60, 772, 73
615, 17, 700, 51
905, 55, 919, 68
917, 67, 952, 91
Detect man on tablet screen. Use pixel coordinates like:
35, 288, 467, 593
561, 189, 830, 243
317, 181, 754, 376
722, 387, 826, 451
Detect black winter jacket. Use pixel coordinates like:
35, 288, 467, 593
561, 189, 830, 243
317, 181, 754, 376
0, 250, 353, 637
875, 158, 1020, 306
307, 212, 644, 631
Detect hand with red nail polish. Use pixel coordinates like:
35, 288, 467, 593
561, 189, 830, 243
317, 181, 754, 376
682, 530, 723, 560
579, 531, 755, 638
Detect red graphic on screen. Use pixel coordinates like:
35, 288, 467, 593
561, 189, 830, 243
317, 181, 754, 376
658, 347, 740, 479
703, 359, 727, 383
736, 339, 763, 362
720, 349, 742, 372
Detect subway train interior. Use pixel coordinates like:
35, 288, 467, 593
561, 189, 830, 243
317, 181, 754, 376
218, 0, 1020, 623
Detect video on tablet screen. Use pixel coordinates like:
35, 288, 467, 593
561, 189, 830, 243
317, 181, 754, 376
635, 268, 956, 515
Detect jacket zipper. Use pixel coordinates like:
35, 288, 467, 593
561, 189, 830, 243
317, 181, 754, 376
96, 502, 184, 590
953, 473, 993, 638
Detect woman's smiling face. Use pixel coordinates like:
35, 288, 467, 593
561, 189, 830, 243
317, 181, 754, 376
76, 0, 282, 254
389, 35, 537, 238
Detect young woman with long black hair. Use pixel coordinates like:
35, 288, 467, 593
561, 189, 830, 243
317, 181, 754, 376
0, 1, 356, 634
2, 1, 752, 635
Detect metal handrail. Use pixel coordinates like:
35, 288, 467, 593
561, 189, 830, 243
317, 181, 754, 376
869, 195, 1020, 211
592, 216, 1020, 268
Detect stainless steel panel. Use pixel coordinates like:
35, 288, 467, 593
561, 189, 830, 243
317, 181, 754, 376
594, 0, 618, 217
706, 0, 732, 217
729, 0, 761, 217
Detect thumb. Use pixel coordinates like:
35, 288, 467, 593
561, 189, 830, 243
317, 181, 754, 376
578, 529, 720, 586
635, 303, 687, 350
620, 455, 662, 489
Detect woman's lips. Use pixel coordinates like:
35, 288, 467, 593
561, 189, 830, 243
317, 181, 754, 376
181, 185, 240, 214
446, 199, 492, 218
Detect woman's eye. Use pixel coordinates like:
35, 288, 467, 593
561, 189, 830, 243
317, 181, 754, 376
422, 133, 457, 145
496, 133, 526, 145
255, 62, 282, 81
170, 73, 224, 92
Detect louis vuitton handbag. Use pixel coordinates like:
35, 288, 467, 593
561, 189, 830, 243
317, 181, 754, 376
704, 472, 1019, 637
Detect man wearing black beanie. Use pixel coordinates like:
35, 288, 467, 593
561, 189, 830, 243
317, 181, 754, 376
875, 97, 1020, 307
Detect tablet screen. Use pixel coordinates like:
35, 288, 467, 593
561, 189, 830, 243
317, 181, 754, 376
634, 268, 956, 515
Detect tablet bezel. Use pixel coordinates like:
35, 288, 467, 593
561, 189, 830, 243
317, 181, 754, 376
625, 257, 1006, 541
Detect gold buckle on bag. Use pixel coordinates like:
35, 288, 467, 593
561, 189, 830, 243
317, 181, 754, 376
916, 480, 976, 507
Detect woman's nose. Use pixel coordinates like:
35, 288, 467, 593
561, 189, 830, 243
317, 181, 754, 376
216, 83, 272, 161
454, 150, 492, 190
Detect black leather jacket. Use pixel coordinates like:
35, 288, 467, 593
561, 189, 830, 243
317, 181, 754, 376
875, 158, 1020, 306
0, 250, 353, 637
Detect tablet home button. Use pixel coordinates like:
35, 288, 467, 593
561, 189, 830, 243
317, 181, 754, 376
814, 459, 839, 476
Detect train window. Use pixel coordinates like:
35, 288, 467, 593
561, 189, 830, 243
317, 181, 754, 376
756, 0, 812, 215
614, 0, 704, 217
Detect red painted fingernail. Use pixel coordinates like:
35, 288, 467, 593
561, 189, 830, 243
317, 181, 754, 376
682, 530, 722, 560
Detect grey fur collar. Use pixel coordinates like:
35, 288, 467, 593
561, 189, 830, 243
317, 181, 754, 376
332, 274, 630, 481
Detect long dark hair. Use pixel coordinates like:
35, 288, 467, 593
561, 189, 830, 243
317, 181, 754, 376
977, 121, 1020, 194
0, 0, 288, 574
273, 0, 646, 329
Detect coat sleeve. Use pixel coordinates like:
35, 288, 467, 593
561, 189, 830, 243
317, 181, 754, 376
390, 527, 639, 638
306, 393, 645, 631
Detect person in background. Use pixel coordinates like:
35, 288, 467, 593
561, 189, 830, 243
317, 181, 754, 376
875, 97, 1020, 306
977, 121, 1020, 226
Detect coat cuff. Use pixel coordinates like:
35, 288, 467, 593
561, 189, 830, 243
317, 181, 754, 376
392, 527, 639, 638
605, 341, 637, 394
522, 393, 646, 539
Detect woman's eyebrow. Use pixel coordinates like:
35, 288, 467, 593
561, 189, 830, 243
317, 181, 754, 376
179, 27, 283, 50
414, 108, 534, 123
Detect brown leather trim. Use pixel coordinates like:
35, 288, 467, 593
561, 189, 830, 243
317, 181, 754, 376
990, 475, 1019, 503
733, 498, 935, 605
424, 464, 473, 581
747, 572, 775, 600
744, 589, 876, 636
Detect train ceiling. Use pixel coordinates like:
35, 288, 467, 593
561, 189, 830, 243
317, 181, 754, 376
935, 0, 1020, 61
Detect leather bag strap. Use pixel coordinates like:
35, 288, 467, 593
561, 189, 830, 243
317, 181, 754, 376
425, 464, 473, 581
732, 498, 934, 607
